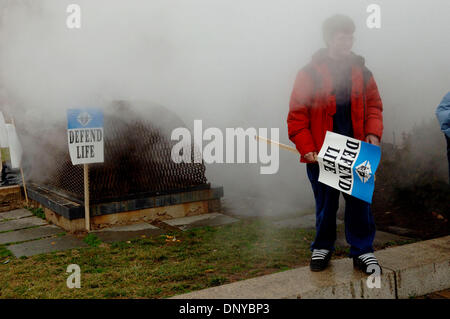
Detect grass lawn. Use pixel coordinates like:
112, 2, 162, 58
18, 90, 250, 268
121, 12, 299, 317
0, 218, 321, 298
0, 218, 415, 299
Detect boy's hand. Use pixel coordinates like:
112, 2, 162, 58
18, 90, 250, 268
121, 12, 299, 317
305, 152, 318, 162
365, 134, 380, 146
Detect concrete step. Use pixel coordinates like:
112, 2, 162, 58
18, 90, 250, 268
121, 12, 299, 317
0, 225, 63, 245
376, 235, 449, 298
171, 236, 450, 299
0, 208, 33, 221
163, 213, 239, 231
0, 216, 47, 232
92, 223, 164, 243
8, 235, 88, 257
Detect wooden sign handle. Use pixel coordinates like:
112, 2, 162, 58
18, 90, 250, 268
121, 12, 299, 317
255, 135, 299, 154
84, 163, 90, 231
20, 167, 29, 206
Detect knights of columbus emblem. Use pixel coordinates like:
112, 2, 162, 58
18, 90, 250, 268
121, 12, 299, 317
77, 111, 92, 127
355, 160, 372, 183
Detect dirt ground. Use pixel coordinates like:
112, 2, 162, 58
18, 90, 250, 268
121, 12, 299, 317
416, 289, 450, 299
371, 139, 450, 240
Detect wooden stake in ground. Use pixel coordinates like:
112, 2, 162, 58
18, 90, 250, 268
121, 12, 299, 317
84, 163, 90, 232
20, 167, 29, 206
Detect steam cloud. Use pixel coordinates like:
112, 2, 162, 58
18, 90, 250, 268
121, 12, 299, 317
0, 0, 449, 217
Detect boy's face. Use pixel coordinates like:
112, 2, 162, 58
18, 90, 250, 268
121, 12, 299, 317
328, 31, 354, 57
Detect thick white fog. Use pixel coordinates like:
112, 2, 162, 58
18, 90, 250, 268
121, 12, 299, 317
0, 0, 449, 216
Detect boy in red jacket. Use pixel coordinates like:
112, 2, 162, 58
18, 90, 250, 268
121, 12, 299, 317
287, 15, 383, 274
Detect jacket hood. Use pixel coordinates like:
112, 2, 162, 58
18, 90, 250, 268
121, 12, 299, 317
311, 48, 365, 67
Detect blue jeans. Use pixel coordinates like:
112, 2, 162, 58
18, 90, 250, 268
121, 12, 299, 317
306, 163, 376, 257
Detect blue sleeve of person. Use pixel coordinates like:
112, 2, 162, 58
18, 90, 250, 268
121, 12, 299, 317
436, 92, 450, 138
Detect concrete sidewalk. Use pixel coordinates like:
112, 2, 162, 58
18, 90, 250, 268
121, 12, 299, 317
171, 236, 450, 299
1, 209, 239, 257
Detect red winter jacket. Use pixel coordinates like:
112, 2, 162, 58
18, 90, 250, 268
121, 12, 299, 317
287, 49, 383, 163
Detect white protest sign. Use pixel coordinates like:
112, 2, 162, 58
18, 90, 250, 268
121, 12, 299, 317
5, 123, 23, 169
317, 131, 381, 203
67, 108, 104, 165
0, 112, 9, 148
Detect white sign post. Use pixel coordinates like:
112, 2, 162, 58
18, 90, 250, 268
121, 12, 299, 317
67, 108, 104, 231
0, 112, 8, 182
317, 131, 381, 203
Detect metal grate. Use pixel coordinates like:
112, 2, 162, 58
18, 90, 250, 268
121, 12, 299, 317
22, 102, 208, 204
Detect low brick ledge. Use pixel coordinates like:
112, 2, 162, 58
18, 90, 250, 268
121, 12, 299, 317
27, 185, 224, 220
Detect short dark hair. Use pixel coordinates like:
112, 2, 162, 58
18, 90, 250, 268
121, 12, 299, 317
322, 14, 355, 46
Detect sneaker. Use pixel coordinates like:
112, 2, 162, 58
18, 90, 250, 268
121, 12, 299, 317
353, 252, 382, 274
310, 249, 332, 272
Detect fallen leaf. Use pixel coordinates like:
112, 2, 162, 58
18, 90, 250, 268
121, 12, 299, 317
51, 242, 56, 245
